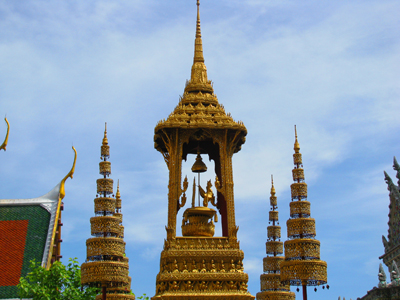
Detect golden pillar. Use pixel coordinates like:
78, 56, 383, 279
81, 124, 135, 300
280, 127, 328, 300
256, 176, 295, 300
152, 1, 254, 299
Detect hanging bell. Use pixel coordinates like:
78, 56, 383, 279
191, 153, 207, 173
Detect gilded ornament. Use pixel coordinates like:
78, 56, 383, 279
97, 178, 114, 195
256, 176, 295, 300
95, 197, 116, 214
100, 161, 111, 175
289, 201, 310, 218
280, 127, 328, 299
286, 218, 316, 238
46, 145, 77, 268
284, 239, 320, 260
81, 124, 134, 300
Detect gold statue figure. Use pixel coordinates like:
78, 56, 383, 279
199, 179, 216, 207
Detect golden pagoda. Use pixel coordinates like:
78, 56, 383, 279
152, 1, 254, 299
280, 127, 327, 300
256, 176, 295, 300
81, 124, 135, 300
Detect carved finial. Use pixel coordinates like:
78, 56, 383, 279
270, 175, 277, 208
270, 175, 276, 196
194, 0, 203, 63
383, 235, 389, 251
196, 0, 201, 36
59, 146, 77, 201
103, 122, 108, 146
384, 171, 394, 189
379, 263, 387, 284
294, 125, 300, 154
116, 179, 121, 199
393, 157, 400, 185
184, 0, 212, 92
101, 123, 110, 159
391, 261, 400, 282
0, 117, 10, 151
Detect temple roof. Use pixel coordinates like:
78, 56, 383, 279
0, 147, 76, 299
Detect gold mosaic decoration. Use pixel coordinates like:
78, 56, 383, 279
280, 127, 327, 299
152, 1, 253, 299
256, 177, 295, 300
81, 124, 135, 300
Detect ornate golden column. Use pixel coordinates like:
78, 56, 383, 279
256, 176, 295, 300
152, 1, 254, 299
280, 127, 328, 300
81, 124, 135, 300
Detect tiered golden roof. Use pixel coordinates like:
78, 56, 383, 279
256, 177, 295, 300
81, 124, 135, 300
280, 127, 327, 297
154, 0, 246, 156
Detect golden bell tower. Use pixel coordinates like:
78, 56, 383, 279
152, 1, 254, 299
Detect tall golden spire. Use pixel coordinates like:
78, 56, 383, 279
194, 0, 204, 63
256, 176, 295, 300
81, 125, 134, 300
184, 0, 214, 94
280, 127, 328, 300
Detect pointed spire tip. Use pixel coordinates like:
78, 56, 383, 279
102, 122, 108, 146
294, 125, 300, 153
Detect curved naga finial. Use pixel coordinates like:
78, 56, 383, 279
0, 117, 10, 151
393, 157, 400, 185
59, 146, 77, 200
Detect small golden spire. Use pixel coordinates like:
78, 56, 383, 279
194, 0, 204, 63
184, 0, 213, 94
101, 123, 110, 159
294, 125, 300, 153
103, 122, 108, 146
116, 179, 121, 199
270, 174, 277, 207
271, 174, 276, 195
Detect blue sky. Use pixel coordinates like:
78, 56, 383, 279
0, 0, 399, 299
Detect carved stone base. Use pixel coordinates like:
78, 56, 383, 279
256, 291, 295, 300
152, 293, 254, 300
152, 237, 254, 300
